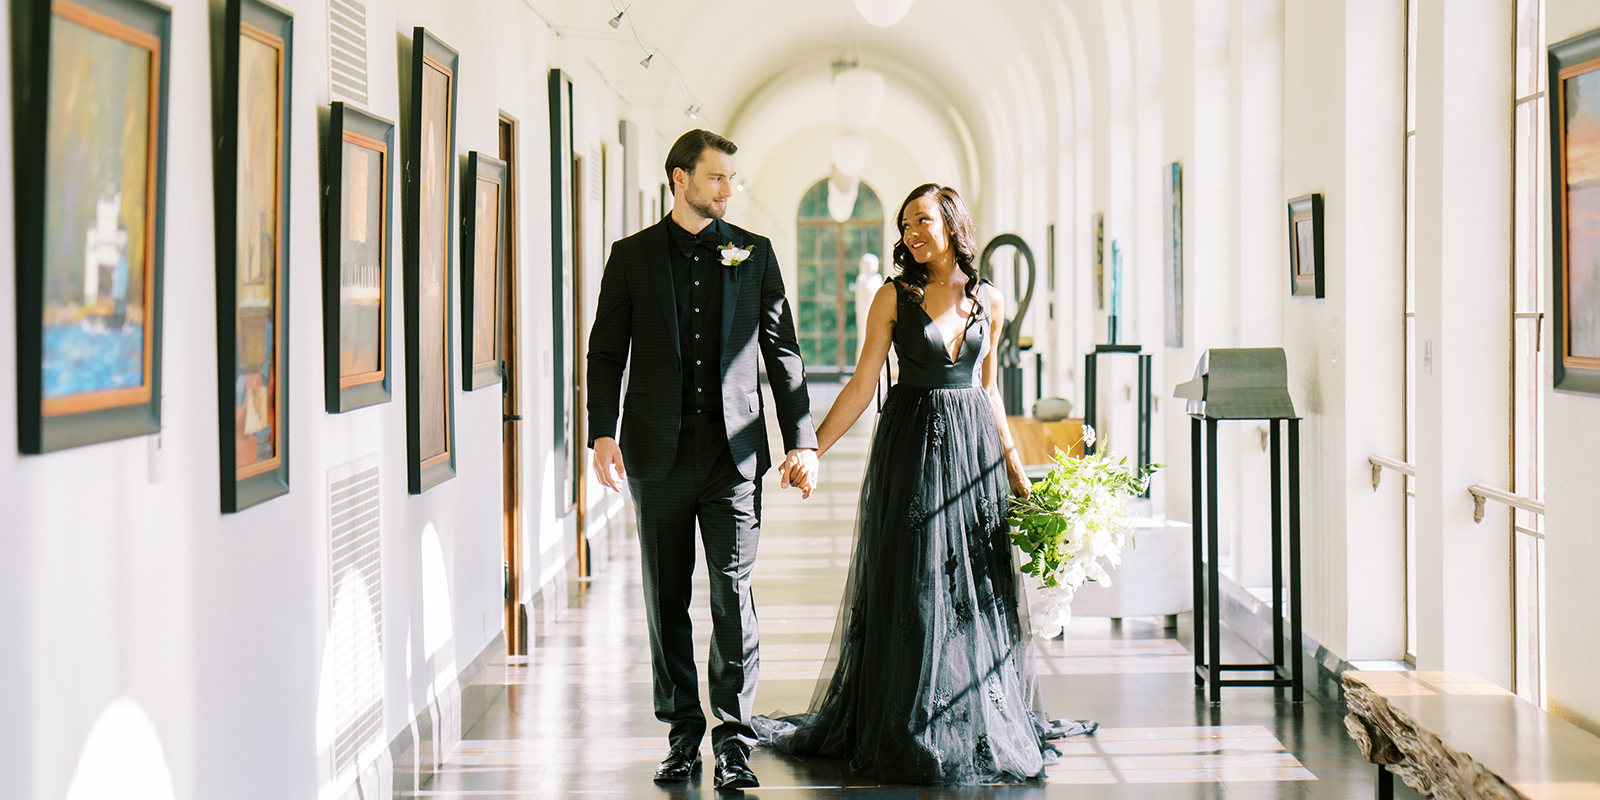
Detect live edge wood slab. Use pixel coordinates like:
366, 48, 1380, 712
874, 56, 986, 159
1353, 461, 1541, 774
1343, 670, 1600, 800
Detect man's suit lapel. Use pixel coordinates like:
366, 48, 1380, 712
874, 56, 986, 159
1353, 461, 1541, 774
719, 222, 745, 368
643, 220, 680, 364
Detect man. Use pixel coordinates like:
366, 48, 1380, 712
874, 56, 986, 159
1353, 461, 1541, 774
587, 129, 819, 791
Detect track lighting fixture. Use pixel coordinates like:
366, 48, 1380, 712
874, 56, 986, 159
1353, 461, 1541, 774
608, 11, 623, 28
639, 52, 653, 69
683, 105, 700, 119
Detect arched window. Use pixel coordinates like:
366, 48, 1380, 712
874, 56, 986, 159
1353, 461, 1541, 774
796, 180, 884, 371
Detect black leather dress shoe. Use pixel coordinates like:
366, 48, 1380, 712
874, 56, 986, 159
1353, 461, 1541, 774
653, 746, 702, 782
713, 747, 759, 791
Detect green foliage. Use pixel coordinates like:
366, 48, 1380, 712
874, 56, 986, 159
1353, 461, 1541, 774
1006, 431, 1164, 590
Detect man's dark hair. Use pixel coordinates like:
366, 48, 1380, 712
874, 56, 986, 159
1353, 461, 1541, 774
664, 129, 737, 195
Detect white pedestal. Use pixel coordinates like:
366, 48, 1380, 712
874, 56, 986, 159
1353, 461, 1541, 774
1067, 517, 1194, 619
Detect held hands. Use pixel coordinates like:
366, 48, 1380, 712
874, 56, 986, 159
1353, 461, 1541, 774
779, 448, 819, 499
592, 437, 627, 492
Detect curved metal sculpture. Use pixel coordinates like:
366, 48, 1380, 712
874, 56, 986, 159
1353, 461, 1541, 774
979, 233, 1035, 414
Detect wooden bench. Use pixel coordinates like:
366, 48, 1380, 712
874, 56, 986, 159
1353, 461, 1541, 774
1343, 670, 1600, 800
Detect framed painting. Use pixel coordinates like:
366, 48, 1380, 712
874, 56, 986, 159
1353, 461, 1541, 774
213, 0, 291, 511
14, 0, 170, 454
322, 103, 394, 413
549, 69, 578, 512
1093, 212, 1105, 310
1164, 162, 1184, 348
461, 151, 505, 391
403, 27, 459, 493
1287, 193, 1325, 299
1551, 28, 1600, 394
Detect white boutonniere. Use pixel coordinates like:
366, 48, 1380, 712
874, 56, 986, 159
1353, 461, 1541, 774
719, 242, 753, 266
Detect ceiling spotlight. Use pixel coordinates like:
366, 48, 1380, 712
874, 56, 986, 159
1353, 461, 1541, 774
639, 52, 654, 69
608, 11, 623, 28
684, 105, 700, 119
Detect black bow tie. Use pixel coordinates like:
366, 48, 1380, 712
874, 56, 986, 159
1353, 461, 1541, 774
676, 225, 723, 259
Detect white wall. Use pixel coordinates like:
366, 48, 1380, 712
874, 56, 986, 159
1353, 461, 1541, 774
0, 0, 586, 797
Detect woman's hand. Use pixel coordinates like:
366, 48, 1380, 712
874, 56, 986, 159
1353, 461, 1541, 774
1006, 451, 1032, 499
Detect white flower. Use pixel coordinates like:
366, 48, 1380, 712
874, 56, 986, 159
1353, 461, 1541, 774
719, 242, 753, 266
1081, 424, 1097, 448
1026, 578, 1075, 639
1086, 561, 1112, 586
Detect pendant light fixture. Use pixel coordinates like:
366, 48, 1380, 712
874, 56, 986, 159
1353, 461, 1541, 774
851, 0, 914, 27
833, 67, 884, 132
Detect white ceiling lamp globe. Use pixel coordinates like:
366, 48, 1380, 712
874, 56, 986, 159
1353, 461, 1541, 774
827, 174, 860, 223
831, 134, 870, 180
829, 165, 860, 197
833, 68, 884, 131
852, 0, 914, 27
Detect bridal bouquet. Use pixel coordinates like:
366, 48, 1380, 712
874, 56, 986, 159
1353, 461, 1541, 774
1006, 426, 1161, 638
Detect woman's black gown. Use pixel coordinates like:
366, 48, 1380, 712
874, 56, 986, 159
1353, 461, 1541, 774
756, 281, 1073, 785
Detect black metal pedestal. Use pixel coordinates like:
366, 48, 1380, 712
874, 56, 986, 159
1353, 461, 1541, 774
1084, 344, 1152, 495
1189, 415, 1304, 703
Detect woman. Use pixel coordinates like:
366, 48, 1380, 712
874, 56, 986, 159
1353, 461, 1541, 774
756, 184, 1092, 785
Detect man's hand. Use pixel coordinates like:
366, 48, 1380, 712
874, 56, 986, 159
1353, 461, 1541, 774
592, 437, 627, 492
779, 448, 819, 499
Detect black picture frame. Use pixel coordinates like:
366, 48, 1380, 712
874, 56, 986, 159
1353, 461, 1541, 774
1550, 28, 1600, 395
213, 0, 291, 512
14, 0, 171, 454
321, 102, 395, 413
402, 27, 459, 494
549, 68, 577, 511
460, 151, 506, 391
1287, 193, 1325, 299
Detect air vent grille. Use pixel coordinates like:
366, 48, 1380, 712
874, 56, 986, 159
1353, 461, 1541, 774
329, 0, 368, 105
328, 455, 383, 776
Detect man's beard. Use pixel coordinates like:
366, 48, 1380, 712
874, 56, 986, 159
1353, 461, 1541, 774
686, 184, 725, 220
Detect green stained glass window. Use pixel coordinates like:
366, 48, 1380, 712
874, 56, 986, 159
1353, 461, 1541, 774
798, 260, 817, 296
795, 179, 884, 372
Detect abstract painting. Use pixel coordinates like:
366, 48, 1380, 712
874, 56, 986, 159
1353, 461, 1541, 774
461, 152, 506, 390
404, 28, 458, 493
16, 0, 170, 453
1287, 193, 1325, 299
1552, 29, 1600, 393
322, 103, 394, 413
1164, 162, 1184, 348
215, 0, 292, 510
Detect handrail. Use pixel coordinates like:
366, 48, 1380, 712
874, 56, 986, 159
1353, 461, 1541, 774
1467, 484, 1545, 523
1368, 454, 1415, 491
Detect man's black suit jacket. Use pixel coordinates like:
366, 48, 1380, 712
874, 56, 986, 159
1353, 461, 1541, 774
587, 217, 817, 483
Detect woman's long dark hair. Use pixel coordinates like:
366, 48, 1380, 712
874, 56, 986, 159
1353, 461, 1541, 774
891, 183, 985, 318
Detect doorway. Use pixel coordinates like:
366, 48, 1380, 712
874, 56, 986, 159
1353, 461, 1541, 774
571, 153, 589, 578
498, 113, 525, 656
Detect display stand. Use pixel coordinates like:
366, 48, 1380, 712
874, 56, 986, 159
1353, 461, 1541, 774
1174, 348, 1303, 704
1083, 344, 1152, 494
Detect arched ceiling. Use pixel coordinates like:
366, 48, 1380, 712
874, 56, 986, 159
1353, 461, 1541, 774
546, 0, 1092, 214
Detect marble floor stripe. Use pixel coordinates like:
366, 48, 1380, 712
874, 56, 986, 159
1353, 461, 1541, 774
413, 386, 1423, 800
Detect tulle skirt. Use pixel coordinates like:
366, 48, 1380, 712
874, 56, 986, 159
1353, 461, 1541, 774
756, 384, 1060, 785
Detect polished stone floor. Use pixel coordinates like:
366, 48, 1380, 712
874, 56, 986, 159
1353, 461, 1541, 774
412, 388, 1416, 799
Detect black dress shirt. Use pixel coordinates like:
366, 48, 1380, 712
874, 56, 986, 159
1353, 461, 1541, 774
666, 218, 725, 417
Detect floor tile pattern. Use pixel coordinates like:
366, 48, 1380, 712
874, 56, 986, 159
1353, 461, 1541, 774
413, 387, 1420, 799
